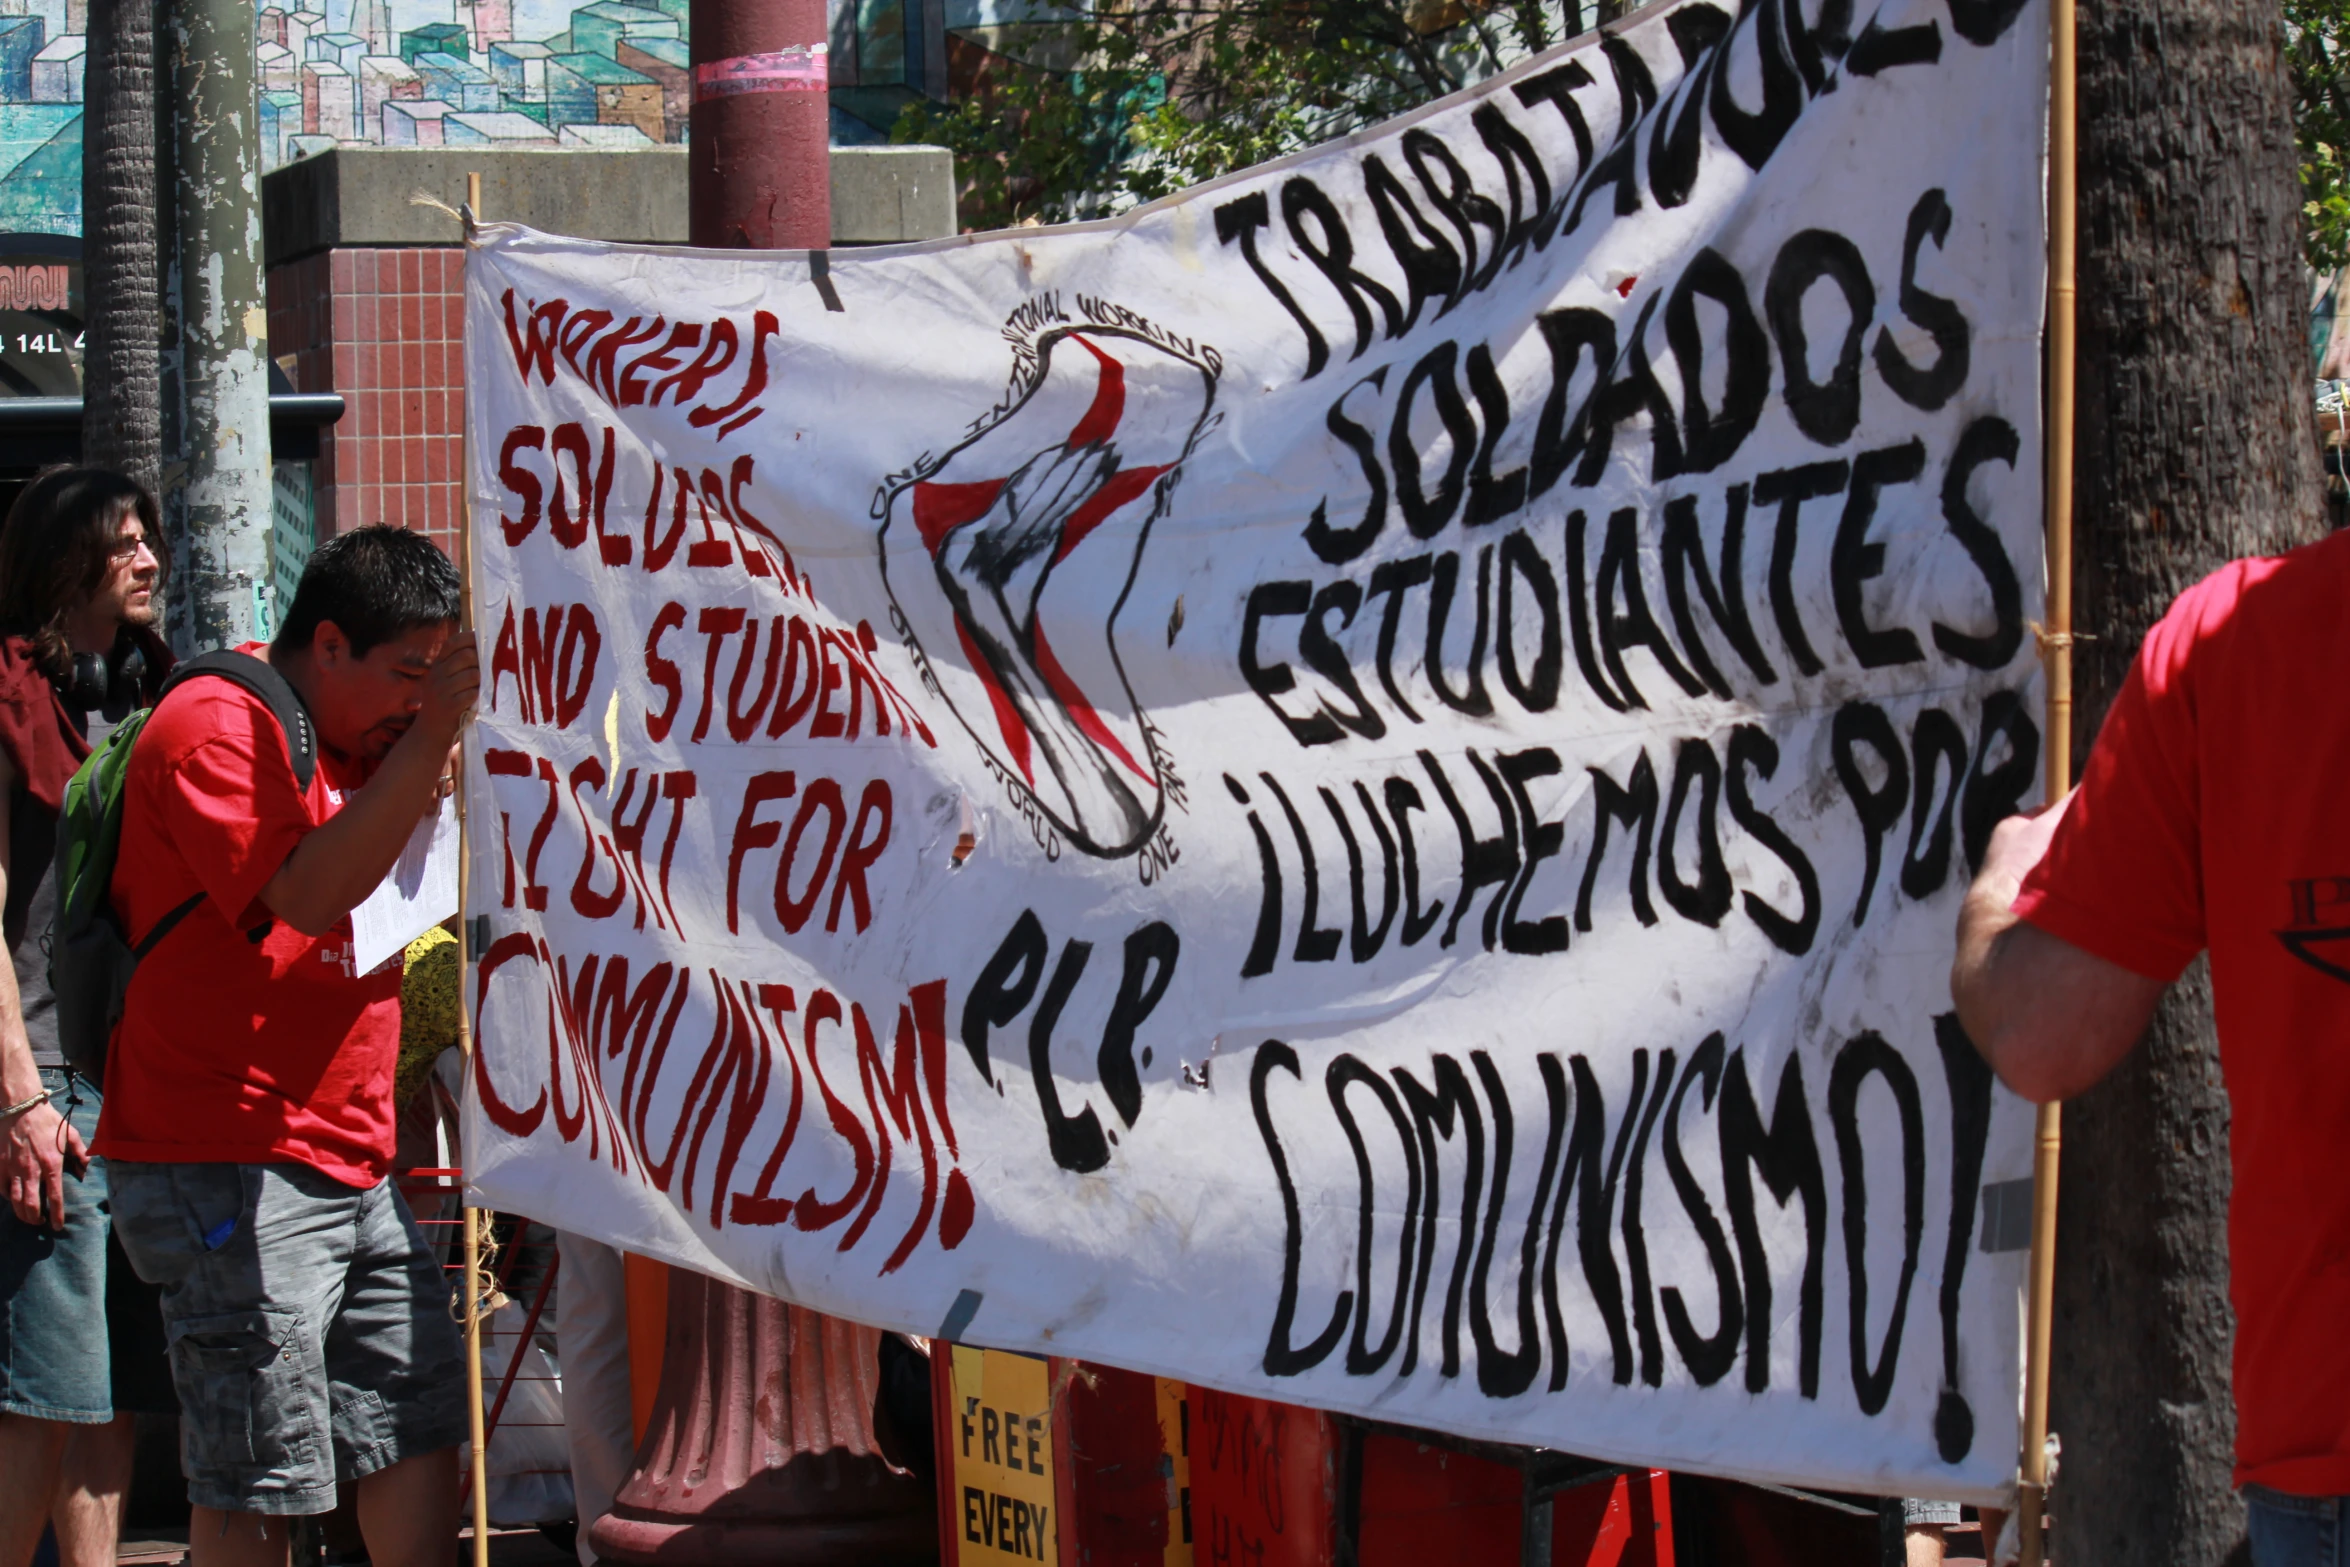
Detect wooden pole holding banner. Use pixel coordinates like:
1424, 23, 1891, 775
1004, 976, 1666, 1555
456, 166, 492, 1567
2019, 0, 2076, 1554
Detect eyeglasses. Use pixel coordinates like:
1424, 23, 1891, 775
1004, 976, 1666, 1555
107, 535, 153, 564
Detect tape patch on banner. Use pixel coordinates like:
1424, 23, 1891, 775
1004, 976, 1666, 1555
694, 45, 828, 100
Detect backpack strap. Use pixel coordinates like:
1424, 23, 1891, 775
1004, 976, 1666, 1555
158, 650, 317, 792
133, 891, 206, 959
128, 652, 318, 956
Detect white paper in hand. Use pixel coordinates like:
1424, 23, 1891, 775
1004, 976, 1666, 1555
350, 798, 458, 976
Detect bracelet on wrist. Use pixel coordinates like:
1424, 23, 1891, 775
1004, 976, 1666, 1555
1, 1087, 54, 1121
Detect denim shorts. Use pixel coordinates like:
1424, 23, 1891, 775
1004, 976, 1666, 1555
2247, 1485, 2350, 1567
108, 1159, 468, 1516
0, 1066, 175, 1423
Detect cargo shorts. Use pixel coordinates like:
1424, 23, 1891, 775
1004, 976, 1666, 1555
108, 1160, 468, 1516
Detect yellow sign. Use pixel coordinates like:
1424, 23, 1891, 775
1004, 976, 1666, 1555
1155, 1377, 1192, 1567
950, 1346, 1058, 1565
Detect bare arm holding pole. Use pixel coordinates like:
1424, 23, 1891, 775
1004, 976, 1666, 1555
1952, 798, 2165, 1103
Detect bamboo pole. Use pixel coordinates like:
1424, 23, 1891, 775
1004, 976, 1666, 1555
2019, 0, 2076, 1555
457, 167, 492, 1567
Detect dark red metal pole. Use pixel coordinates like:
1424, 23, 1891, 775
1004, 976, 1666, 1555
690, 0, 832, 249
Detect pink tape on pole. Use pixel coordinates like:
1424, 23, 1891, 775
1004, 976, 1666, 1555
694, 45, 829, 100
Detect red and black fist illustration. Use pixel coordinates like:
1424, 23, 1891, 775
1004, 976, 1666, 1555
880, 324, 1218, 859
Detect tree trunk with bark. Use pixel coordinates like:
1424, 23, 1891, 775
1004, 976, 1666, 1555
2057, 0, 2323, 1559
79, 0, 159, 494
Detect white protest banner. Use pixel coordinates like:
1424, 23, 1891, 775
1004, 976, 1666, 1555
461, 0, 2048, 1501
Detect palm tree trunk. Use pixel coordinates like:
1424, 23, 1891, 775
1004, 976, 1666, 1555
2055, 0, 2323, 1559
79, 0, 160, 495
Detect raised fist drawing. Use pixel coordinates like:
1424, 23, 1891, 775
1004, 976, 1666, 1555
881, 326, 1219, 859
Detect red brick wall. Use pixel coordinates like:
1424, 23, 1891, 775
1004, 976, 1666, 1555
266, 245, 467, 558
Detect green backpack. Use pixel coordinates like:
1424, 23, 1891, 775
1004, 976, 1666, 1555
50, 649, 316, 1082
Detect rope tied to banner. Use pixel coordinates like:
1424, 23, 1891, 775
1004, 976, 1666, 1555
409, 189, 479, 243
2027, 623, 2095, 652
448, 1221, 510, 1325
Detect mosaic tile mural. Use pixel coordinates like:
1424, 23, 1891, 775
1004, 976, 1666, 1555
0, 0, 962, 240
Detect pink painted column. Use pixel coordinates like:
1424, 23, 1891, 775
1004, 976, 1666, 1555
589, 11, 888, 1562
588, 1269, 934, 1564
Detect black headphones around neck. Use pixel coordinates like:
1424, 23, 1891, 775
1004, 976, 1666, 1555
57, 642, 145, 721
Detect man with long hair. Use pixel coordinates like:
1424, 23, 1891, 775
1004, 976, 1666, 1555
0, 466, 171, 1567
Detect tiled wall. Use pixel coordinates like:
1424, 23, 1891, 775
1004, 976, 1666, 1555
266, 244, 467, 556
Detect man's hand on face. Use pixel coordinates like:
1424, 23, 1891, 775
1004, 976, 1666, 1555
4, 1097, 84, 1229
414, 631, 479, 752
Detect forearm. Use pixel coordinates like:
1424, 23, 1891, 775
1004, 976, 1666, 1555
1951, 877, 2032, 1082
261, 729, 446, 936
0, 1027, 42, 1104
0, 866, 36, 1101
1952, 881, 2164, 1103
0, 856, 79, 1222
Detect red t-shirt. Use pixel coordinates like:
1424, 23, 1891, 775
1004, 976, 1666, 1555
2015, 532, 2350, 1496
92, 646, 402, 1186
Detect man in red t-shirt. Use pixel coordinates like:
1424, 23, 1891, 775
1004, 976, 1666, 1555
96, 526, 477, 1567
1952, 530, 2350, 1565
